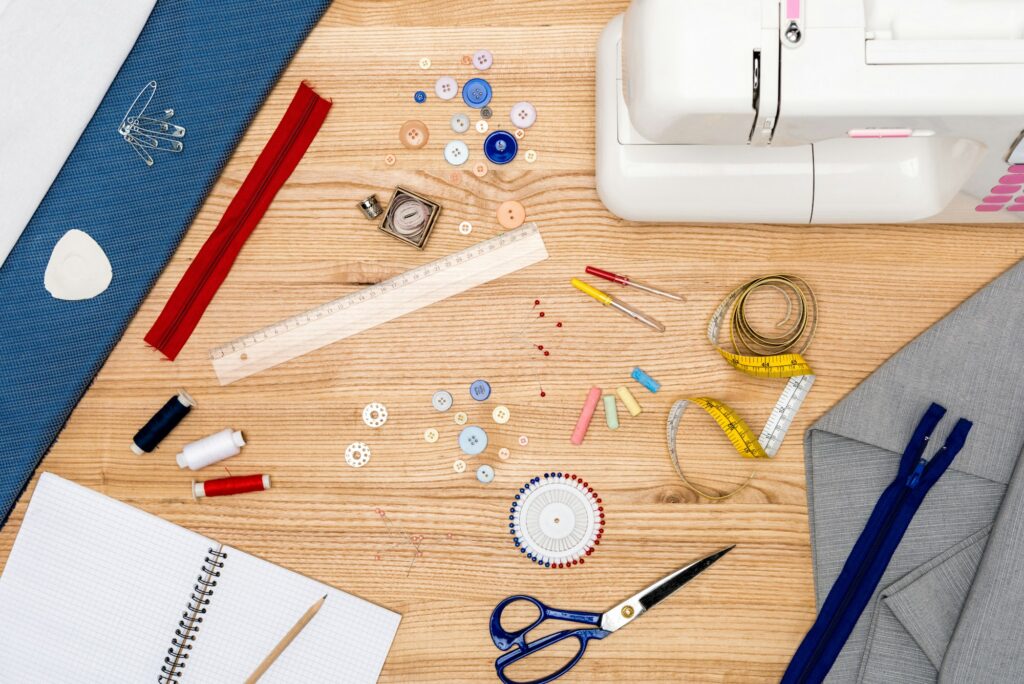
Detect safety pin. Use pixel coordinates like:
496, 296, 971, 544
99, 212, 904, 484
118, 81, 185, 166
126, 116, 186, 138
126, 121, 186, 141
125, 132, 183, 153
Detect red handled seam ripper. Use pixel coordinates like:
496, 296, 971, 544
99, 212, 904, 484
585, 266, 684, 301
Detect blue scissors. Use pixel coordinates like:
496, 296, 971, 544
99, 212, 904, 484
489, 546, 734, 684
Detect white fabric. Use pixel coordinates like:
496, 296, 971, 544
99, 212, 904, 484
0, 0, 155, 268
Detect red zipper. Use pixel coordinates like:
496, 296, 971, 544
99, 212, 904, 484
145, 81, 331, 360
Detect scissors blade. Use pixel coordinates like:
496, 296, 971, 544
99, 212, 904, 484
600, 546, 734, 632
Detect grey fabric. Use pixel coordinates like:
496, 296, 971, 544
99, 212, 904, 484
856, 528, 989, 683
941, 441, 1024, 683
803, 260, 1024, 682
883, 528, 989, 671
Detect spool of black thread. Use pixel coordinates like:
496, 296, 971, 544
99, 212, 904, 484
131, 390, 195, 455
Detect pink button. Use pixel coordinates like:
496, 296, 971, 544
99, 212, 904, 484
1001, 174, 1024, 184
976, 204, 1004, 212
1011, 165, 1024, 173
992, 185, 1022, 195
984, 195, 1012, 204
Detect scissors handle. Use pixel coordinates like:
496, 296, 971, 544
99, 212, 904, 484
490, 596, 610, 684
490, 596, 603, 649
494, 627, 610, 684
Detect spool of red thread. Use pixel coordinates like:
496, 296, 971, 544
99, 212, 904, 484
192, 474, 271, 499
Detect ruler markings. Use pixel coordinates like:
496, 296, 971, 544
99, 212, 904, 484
210, 224, 547, 385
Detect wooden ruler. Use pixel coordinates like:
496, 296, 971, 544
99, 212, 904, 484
210, 223, 548, 385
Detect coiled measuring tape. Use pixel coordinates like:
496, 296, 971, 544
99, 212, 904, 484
667, 275, 817, 500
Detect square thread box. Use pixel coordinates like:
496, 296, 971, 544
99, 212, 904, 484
380, 186, 441, 249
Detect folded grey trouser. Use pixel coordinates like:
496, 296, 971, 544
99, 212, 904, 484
805, 260, 1024, 683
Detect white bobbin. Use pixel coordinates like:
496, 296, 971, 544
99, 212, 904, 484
363, 402, 388, 428
346, 442, 372, 468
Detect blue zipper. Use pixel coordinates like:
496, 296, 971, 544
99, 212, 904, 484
783, 404, 971, 684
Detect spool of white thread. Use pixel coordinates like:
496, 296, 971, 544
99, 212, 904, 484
176, 429, 245, 470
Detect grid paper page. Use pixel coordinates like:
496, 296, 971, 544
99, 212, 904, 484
0, 473, 214, 681
184, 545, 401, 682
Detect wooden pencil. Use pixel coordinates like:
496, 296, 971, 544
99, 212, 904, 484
244, 594, 327, 683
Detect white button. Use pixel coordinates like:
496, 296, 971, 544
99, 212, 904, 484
362, 402, 388, 428
454, 411, 468, 425
498, 447, 511, 460
514, 128, 525, 140
435, 76, 458, 101
492, 405, 510, 424
459, 221, 473, 235
476, 465, 495, 483
510, 102, 537, 129
444, 140, 469, 166
451, 113, 470, 134
419, 57, 432, 69
345, 442, 371, 468
473, 49, 493, 71
424, 428, 439, 443
475, 120, 488, 134
432, 390, 453, 412
518, 435, 529, 446
524, 150, 537, 163
453, 459, 467, 473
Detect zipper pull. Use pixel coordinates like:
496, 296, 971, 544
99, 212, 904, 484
906, 458, 927, 488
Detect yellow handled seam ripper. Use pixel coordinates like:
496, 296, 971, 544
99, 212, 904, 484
571, 278, 666, 332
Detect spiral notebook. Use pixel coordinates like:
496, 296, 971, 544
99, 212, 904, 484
0, 473, 401, 682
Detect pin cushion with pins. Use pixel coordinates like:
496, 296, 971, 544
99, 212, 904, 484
509, 472, 604, 569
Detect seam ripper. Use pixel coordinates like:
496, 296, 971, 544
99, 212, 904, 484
571, 278, 666, 332
585, 266, 684, 301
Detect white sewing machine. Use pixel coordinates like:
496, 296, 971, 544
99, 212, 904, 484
596, 0, 1024, 223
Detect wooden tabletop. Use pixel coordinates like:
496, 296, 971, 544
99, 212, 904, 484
3, 2, 1024, 681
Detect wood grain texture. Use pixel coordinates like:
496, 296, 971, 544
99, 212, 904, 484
3, 1, 1024, 682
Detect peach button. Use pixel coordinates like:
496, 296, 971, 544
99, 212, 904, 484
497, 200, 526, 229
399, 120, 429, 149
473, 162, 488, 177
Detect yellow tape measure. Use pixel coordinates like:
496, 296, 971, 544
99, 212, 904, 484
718, 350, 813, 379
667, 275, 817, 500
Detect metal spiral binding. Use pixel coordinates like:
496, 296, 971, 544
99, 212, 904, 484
158, 546, 227, 683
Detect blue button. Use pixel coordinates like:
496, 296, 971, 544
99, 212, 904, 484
462, 78, 492, 108
470, 379, 491, 401
459, 426, 488, 456
414, 90, 427, 103
484, 130, 518, 165
477, 464, 495, 484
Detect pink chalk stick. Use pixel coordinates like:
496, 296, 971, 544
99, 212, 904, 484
571, 387, 603, 446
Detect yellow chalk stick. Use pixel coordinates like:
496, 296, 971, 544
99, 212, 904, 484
616, 386, 642, 417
